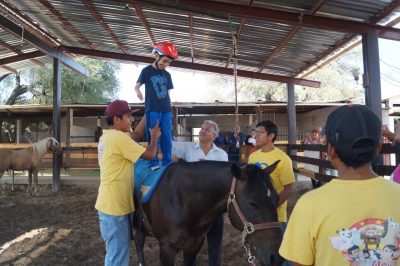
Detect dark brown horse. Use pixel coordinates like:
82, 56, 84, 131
133, 160, 283, 266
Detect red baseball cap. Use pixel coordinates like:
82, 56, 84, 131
105, 100, 133, 117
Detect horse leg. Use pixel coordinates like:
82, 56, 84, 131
159, 240, 177, 266
183, 237, 205, 266
33, 169, 38, 194
133, 215, 147, 266
27, 170, 32, 193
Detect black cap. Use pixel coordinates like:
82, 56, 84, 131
325, 104, 381, 157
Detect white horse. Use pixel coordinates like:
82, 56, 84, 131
0, 137, 59, 193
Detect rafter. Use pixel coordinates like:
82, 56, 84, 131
82, 0, 128, 54
134, 2, 156, 47
180, 0, 400, 41
0, 0, 59, 47
297, 0, 400, 77
0, 51, 44, 65
1, 65, 17, 74
189, 12, 194, 63
37, 0, 95, 49
61, 46, 321, 88
0, 14, 89, 76
0, 40, 45, 67
257, 0, 326, 72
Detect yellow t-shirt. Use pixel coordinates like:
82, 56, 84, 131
95, 129, 145, 216
279, 177, 400, 266
248, 148, 295, 222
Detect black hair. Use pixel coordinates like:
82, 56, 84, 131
106, 115, 123, 126
256, 120, 278, 143
334, 139, 377, 168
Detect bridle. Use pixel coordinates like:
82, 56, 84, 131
227, 176, 281, 265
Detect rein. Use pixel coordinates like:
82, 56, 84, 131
227, 176, 281, 265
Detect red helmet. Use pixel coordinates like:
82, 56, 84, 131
152, 42, 178, 60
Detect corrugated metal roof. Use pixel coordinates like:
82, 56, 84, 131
0, 0, 399, 79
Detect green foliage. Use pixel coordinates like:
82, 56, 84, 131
0, 57, 119, 104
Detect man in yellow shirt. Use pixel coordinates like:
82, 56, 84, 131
279, 105, 400, 266
95, 100, 160, 266
248, 120, 295, 266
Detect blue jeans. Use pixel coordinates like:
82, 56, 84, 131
98, 211, 132, 266
281, 222, 292, 266
145, 111, 172, 168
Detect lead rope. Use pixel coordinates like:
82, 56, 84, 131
229, 16, 240, 149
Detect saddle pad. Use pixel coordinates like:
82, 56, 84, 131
133, 158, 173, 203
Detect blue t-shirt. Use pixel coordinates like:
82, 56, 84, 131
137, 65, 173, 112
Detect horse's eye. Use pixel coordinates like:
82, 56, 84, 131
249, 202, 259, 209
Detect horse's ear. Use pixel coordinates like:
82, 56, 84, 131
230, 162, 241, 179
263, 160, 280, 176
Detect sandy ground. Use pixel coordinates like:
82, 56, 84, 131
0, 179, 312, 265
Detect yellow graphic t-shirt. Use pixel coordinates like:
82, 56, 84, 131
95, 129, 145, 216
279, 177, 400, 266
248, 148, 295, 222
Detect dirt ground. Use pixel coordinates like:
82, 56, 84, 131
0, 181, 312, 266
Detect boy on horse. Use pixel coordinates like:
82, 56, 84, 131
95, 100, 161, 266
134, 41, 178, 170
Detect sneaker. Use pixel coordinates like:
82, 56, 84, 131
150, 165, 160, 171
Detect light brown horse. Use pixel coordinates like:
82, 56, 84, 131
0, 137, 59, 193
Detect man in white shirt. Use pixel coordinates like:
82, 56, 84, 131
172, 120, 227, 266
132, 118, 228, 265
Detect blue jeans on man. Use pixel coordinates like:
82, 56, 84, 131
145, 111, 172, 169
98, 211, 132, 266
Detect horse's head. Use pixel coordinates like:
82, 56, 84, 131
46, 137, 60, 152
228, 161, 284, 266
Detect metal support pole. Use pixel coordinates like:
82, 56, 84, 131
362, 32, 382, 121
52, 58, 62, 192
287, 82, 297, 169
362, 32, 382, 166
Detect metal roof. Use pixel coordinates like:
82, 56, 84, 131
0, 101, 345, 118
0, 0, 400, 82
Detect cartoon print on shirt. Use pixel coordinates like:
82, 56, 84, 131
150, 75, 168, 99
329, 217, 400, 265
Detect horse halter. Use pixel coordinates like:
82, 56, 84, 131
227, 176, 281, 265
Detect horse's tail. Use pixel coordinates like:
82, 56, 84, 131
137, 192, 155, 237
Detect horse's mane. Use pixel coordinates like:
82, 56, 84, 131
32, 137, 58, 159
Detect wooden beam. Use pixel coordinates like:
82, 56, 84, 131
134, 2, 156, 47
1, 65, 17, 74
0, 51, 44, 65
61, 46, 321, 87
258, 0, 326, 72
180, 0, 400, 41
0, 0, 59, 46
0, 40, 45, 67
82, 0, 128, 53
0, 14, 90, 76
189, 12, 194, 63
37, 0, 95, 49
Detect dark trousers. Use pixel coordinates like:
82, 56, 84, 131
207, 213, 224, 266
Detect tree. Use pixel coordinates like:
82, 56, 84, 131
0, 57, 120, 105
0, 57, 120, 142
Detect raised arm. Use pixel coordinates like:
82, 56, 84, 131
140, 120, 161, 160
